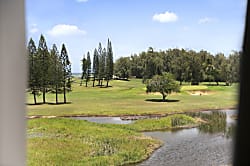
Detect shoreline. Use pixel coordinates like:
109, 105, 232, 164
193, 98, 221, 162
27, 107, 236, 119
27, 108, 235, 165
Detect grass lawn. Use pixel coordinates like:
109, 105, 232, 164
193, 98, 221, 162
27, 78, 238, 116
27, 114, 198, 165
27, 78, 237, 165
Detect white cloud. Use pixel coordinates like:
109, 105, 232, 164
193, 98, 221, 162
152, 11, 178, 23
76, 0, 88, 2
48, 24, 86, 37
198, 17, 217, 24
30, 24, 39, 34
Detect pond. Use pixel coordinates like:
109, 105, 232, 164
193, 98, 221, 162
71, 116, 133, 124
139, 109, 236, 166
72, 110, 236, 166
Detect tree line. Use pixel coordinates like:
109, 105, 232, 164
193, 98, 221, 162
27, 34, 72, 105
81, 39, 114, 88
114, 47, 240, 85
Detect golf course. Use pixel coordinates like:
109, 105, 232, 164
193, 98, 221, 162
27, 78, 238, 165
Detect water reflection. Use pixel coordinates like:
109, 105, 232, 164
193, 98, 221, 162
186, 110, 236, 138
198, 111, 235, 138
140, 110, 237, 166
71, 116, 133, 124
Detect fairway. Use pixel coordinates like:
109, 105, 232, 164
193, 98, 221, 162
27, 78, 238, 116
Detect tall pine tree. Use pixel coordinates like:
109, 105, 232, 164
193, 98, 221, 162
105, 39, 114, 87
50, 44, 63, 104
92, 48, 99, 87
86, 51, 91, 87
80, 55, 87, 86
60, 44, 71, 103
37, 34, 49, 104
97, 43, 103, 86
99, 48, 106, 86
27, 38, 39, 104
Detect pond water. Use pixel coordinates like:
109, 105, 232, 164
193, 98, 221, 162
139, 109, 236, 166
72, 110, 236, 166
71, 116, 133, 124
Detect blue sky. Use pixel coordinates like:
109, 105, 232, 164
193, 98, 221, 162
26, 0, 247, 73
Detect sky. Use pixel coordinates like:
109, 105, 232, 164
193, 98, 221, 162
26, 0, 247, 73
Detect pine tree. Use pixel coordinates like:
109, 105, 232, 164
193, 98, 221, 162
97, 43, 103, 86
86, 51, 91, 87
50, 44, 63, 104
99, 48, 106, 86
60, 44, 71, 103
80, 55, 87, 86
92, 48, 99, 87
27, 38, 39, 104
105, 39, 114, 87
37, 34, 49, 104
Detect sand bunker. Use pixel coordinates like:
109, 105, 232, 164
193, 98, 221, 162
187, 90, 212, 96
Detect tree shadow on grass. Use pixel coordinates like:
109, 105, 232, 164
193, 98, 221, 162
26, 102, 72, 105
203, 83, 230, 86
145, 99, 180, 102
26, 102, 44, 106
99, 85, 113, 88
47, 102, 72, 105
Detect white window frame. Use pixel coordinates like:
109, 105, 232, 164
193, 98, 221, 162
0, 1, 26, 165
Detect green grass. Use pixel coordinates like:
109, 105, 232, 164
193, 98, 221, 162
119, 114, 197, 131
27, 78, 238, 116
27, 79, 236, 165
27, 114, 198, 165
27, 118, 161, 165
180, 85, 208, 91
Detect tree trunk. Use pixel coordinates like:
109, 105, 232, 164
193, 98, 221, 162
43, 88, 46, 104
63, 85, 66, 104
85, 78, 88, 87
55, 85, 58, 104
162, 93, 166, 101
33, 92, 36, 105
106, 79, 109, 87
80, 79, 83, 86
98, 79, 101, 86
92, 77, 95, 87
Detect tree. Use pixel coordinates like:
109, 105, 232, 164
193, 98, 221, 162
228, 51, 240, 83
92, 48, 99, 87
60, 43, 71, 103
80, 55, 87, 86
50, 44, 63, 104
85, 51, 91, 87
142, 49, 163, 83
27, 38, 39, 104
130, 54, 143, 78
99, 47, 106, 86
189, 50, 203, 85
105, 39, 114, 87
114, 57, 130, 80
213, 53, 226, 85
170, 48, 188, 85
146, 73, 180, 101
37, 34, 49, 104
97, 42, 103, 86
